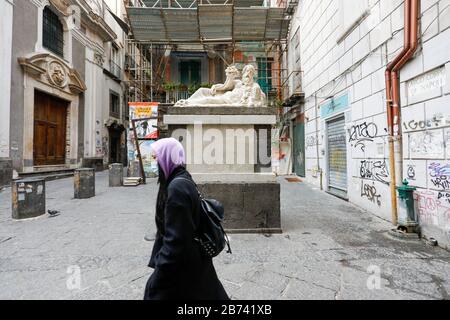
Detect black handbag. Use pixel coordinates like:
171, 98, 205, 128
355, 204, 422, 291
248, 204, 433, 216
173, 177, 232, 258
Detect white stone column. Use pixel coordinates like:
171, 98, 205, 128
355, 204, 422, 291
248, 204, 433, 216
0, 0, 13, 159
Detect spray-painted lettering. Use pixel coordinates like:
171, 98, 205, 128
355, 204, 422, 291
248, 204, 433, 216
438, 192, 450, 205
429, 163, 450, 191
361, 181, 382, 207
403, 119, 442, 131
359, 160, 390, 185
348, 122, 378, 152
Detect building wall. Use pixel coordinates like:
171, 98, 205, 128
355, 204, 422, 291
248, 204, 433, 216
83, 44, 106, 162
0, 0, 13, 186
170, 54, 210, 84
290, 0, 450, 248
102, 3, 126, 166
399, 1, 450, 248
10, 0, 38, 172
6, 0, 117, 174
72, 37, 86, 164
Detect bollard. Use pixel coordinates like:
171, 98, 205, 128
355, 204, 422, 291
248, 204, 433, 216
12, 178, 46, 219
74, 168, 95, 199
109, 163, 123, 187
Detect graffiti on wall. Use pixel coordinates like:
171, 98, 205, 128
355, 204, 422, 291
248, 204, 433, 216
438, 192, 450, 205
403, 118, 447, 132
348, 121, 378, 152
305, 135, 318, 149
409, 131, 444, 158
414, 190, 450, 229
359, 159, 390, 185
428, 162, 450, 191
360, 180, 382, 207
416, 191, 440, 226
407, 164, 416, 180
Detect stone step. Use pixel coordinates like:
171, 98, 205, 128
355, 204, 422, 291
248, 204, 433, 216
17, 169, 75, 182
123, 177, 142, 186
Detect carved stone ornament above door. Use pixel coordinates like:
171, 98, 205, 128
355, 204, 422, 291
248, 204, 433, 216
48, 0, 71, 16
18, 53, 87, 95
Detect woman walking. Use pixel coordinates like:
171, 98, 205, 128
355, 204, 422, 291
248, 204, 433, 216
144, 137, 229, 300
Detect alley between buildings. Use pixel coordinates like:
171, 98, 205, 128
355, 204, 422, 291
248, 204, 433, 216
1, 173, 449, 300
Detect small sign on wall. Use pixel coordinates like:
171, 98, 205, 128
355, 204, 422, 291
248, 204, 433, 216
320, 93, 349, 119
407, 67, 446, 104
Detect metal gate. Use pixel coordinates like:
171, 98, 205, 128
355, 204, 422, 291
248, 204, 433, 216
293, 121, 305, 177
327, 116, 347, 199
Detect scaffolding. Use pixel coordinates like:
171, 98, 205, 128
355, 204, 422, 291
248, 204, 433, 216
123, 0, 298, 107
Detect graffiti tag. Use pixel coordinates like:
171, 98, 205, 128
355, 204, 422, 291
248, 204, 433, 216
306, 136, 318, 149
438, 192, 450, 205
428, 163, 450, 178
359, 160, 390, 185
407, 165, 416, 180
361, 181, 382, 207
409, 131, 444, 158
429, 163, 450, 191
348, 122, 378, 152
403, 119, 442, 131
415, 191, 439, 225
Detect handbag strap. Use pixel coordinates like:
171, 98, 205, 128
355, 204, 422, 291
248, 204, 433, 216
172, 177, 232, 254
172, 176, 203, 198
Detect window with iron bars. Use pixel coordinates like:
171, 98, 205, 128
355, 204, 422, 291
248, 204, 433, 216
43, 7, 64, 57
110, 91, 120, 118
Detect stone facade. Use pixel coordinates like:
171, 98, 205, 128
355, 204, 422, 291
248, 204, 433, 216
5, 0, 131, 179
283, 0, 450, 249
0, 0, 14, 186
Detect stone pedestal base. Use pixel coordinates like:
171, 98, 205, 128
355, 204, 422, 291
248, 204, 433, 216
164, 105, 280, 233
74, 168, 95, 199
12, 178, 46, 219
197, 181, 281, 233
109, 163, 123, 187
0, 158, 12, 187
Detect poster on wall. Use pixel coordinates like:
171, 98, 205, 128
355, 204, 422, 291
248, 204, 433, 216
127, 102, 159, 177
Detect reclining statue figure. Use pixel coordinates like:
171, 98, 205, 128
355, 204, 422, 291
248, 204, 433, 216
174, 64, 267, 108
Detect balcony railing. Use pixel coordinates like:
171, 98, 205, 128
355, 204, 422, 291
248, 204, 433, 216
165, 90, 190, 104
110, 60, 122, 79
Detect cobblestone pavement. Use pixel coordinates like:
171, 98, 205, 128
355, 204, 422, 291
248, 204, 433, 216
1, 172, 450, 300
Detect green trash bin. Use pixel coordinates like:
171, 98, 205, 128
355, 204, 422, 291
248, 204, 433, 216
396, 179, 417, 231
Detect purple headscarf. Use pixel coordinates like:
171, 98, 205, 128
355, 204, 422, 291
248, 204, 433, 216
151, 137, 186, 179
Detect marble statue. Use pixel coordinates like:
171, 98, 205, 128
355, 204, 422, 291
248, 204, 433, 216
174, 64, 267, 107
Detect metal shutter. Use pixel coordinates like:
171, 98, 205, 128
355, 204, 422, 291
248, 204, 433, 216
327, 117, 347, 198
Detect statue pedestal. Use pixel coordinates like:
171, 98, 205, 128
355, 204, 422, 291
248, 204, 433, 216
164, 106, 281, 234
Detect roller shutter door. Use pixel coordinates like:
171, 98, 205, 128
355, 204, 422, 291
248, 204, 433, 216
327, 117, 347, 198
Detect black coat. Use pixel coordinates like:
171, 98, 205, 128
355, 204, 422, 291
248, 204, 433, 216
144, 166, 229, 300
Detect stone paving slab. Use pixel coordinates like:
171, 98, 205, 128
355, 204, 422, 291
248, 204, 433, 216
0, 172, 450, 300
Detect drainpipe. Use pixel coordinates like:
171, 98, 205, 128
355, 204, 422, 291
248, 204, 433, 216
314, 94, 323, 190
391, 0, 420, 133
385, 0, 419, 225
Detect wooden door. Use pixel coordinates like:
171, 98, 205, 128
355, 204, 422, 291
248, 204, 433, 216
34, 91, 68, 166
